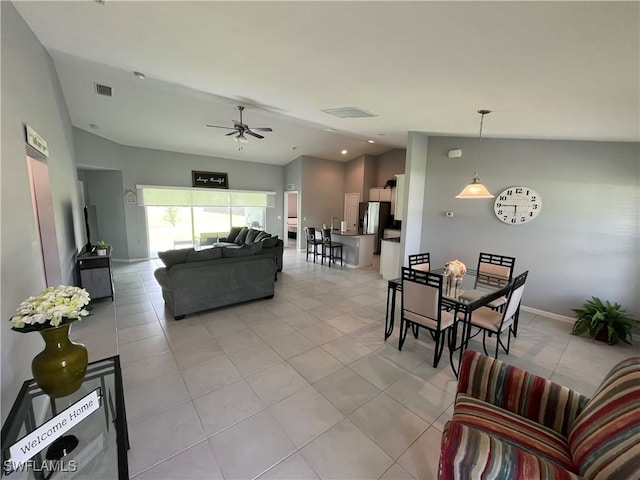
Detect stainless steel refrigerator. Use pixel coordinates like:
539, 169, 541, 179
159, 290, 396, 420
359, 201, 391, 255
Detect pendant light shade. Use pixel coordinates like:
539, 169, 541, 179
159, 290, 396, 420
456, 109, 494, 199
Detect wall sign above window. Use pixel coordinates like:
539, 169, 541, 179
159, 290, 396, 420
192, 171, 228, 189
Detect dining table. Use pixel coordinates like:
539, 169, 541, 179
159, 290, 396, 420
384, 267, 514, 376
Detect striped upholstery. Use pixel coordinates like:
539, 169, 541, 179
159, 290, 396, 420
568, 356, 640, 480
457, 350, 589, 436
439, 422, 582, 480
452, 394, 575, 471
440, 351, 640, 480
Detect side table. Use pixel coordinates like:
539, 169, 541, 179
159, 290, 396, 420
1, 356, 128, 479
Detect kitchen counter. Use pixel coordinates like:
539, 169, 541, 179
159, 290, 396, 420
330, 231, 375, 267
380, 237, 401, 279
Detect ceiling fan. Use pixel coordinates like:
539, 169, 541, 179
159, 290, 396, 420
206, 106, 273, 149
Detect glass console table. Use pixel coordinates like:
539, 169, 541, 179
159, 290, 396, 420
1, 356, 128, 479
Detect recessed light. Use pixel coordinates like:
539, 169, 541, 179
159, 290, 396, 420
89, 124, 99, 130
341, 150, 348, 155
133, 71, 146, 80
368, 140, 375, 144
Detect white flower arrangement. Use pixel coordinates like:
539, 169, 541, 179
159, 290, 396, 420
10, 285, 91, 333
444, 259, 467, 278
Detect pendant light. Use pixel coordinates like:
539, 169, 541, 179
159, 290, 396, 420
456, 109, 494, 199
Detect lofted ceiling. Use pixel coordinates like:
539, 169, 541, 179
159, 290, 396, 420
12, 1, 639, 166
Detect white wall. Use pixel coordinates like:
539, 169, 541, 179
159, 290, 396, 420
1, 2, 84, 421
415, 134, 640, 318
301, 156, 345, 230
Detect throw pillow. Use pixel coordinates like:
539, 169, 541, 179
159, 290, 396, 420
255, 231, 271, 243
261, 235, 280, 248
225, 226, 243, 243
234, 227, 250, 245
186, 247, 223, 262
221, 243, 263, 258
245, 228, 261, 244
158, 248, 194, 268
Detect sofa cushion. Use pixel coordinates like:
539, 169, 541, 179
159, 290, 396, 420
261, 235, 280, 248
440, 422, 581, 480
224, 226, 243, 243
158, 248, 194, 268
245, 228, 261, 244
234, 227, 250, 245
451, 393, 575, 471
186, 247, 222, 262
221, 242, 263, 257
255, 231, 271, 243
568, 356, 640, 480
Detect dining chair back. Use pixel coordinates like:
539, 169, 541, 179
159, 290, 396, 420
305, 227, 321, 263
467, 270, 529, 359
400, 267, 456, 368
321, 228, 343, 267
408, 252, 430, 272
476, 252, 515, 288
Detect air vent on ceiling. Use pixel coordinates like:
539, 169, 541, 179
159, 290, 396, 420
321, 107, 377, 118
95, 83, 113, 97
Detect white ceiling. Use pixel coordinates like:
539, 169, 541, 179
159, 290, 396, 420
13, 1, 639, 166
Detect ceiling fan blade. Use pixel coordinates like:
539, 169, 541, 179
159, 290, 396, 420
245, 130, 264, 139
225, 131, 238, 136
249, 127, 273, 132
206, 125, 235, 129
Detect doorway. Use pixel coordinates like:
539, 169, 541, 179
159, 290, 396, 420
27, 155, 62, 286
344, 193, 360, 233
284, 191, 299, 249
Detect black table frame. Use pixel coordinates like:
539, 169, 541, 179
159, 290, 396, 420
384, 270, 513, 376
1, 356, 129, 480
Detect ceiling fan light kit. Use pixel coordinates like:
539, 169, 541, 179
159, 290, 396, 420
456, 109, 494, 199
206, 105, 273, 150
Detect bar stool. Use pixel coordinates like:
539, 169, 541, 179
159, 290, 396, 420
305, 227, 321, 262
321, 228, 343, 267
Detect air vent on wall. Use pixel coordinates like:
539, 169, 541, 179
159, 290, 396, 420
321, 107, 377, 118
95, 83, 113, 97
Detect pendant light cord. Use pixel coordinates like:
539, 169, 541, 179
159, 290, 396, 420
474, 109, 490, 178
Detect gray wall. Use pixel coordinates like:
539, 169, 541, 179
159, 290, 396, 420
414, 134, 640, 318
344, 156, 365, 198
301, 156, 345, 230
74, 129, 285, 259
376, 148, 406, 186
1, 3, 84, 421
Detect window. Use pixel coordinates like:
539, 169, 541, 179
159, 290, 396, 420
137, 185, 275, 257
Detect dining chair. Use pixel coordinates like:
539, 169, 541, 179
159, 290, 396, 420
305, 227, 321, 263
408, 252, 430, 272
399, 267, 456, 368
320, 228, 343, 267
466, 270, 529, 360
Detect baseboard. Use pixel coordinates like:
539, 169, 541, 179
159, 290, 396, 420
520, 305, 640, 342
112, 257, 150, 263
520, 305, 574, 324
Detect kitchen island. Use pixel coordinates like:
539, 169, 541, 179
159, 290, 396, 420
330, 231, 376, 268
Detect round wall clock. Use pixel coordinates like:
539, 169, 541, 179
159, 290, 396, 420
493, 186, 542, 224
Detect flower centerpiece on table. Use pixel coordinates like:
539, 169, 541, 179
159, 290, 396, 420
10, 285, 91, 333
444, 259, 467, 279
443, 259, 467, 296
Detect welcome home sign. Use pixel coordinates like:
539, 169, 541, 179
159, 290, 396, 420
8, 388, 101, 466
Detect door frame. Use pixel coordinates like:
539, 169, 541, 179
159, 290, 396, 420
283, 190, 300, 250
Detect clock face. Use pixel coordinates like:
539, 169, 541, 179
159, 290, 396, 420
494, 186, 542, 224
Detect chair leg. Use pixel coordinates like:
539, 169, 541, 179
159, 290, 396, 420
433, 330, 445, 368
481, 330, 490, 356
413, 324, 419, 338
398, 318, 409, 350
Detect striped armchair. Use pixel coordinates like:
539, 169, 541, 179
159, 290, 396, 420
439, 349, 640, 480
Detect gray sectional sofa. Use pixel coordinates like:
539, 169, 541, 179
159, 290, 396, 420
154, 244, 277, 319
213, 227, 283, 273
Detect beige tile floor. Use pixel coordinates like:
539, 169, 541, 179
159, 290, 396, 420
71, 248, 639, 479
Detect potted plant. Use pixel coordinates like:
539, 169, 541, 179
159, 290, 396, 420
571, 296, 639, 345
95, 240, 109, 256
